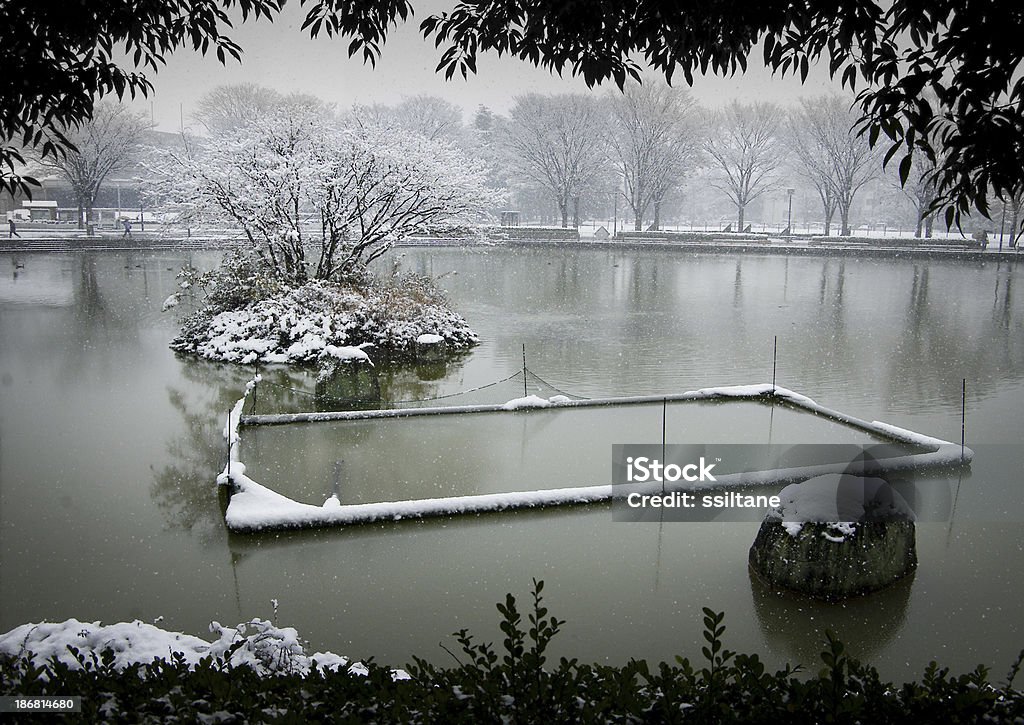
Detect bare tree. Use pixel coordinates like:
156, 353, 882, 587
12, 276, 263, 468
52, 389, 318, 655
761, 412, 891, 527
503, 93, 605, 228
195, 85, 333, 141
704, 102, 781, 231
36, 102, 150, 229
392, 95, 464, 141
606, 83, 700, 231
998, 190, 1024, 247
899, 159, 942, 238
788, 96, 881, 236
193, 84, 285, 135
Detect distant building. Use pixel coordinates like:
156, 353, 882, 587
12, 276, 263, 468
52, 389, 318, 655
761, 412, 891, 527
22, 200, 58, 220
0, 129, 185, 223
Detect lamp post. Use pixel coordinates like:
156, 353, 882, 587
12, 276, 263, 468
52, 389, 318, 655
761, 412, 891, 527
613, 192, 618, 236
786, 188, 795, 236
999, 201, 1007, 251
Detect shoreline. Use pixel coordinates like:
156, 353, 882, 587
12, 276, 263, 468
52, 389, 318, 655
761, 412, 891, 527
2, 233, 1021, 261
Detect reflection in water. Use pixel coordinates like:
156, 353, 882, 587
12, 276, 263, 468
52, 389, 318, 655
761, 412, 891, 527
733, 260, 742, 307
314, 361, 381, 411
749, 567, 914, 666
151, 360, 252, 540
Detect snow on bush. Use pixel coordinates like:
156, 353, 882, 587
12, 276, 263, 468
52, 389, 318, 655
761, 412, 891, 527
171, 277, 477, 364
0, 616, 408, 679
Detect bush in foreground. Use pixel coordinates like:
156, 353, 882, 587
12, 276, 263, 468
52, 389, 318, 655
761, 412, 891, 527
2, 581, 1022, 723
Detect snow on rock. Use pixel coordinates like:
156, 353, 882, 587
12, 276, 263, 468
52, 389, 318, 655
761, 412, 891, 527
322, 342, 374, 365
751, 474, 919, 599
0, 617, 408, 679
767, 474, 916, 527
782, 521, 804, 538
416, 333, 444, 344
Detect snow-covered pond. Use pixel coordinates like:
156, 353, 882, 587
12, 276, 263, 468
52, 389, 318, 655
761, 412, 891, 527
1, 247, 1021, 680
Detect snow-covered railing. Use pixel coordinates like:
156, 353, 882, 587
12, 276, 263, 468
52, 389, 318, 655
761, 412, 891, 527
219, 383, 973, 533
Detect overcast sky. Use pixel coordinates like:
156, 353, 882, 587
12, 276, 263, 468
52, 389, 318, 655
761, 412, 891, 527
134, 0, 841, 132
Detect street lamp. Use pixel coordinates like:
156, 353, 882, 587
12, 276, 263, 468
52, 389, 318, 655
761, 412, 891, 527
613, 192, 618, 236
786, 188, 795, 236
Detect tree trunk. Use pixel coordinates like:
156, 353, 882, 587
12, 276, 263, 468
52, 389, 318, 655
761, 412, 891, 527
823, 208, 834, 236
652, 200, 661, 231
914, 213, 923, 238
77, 202, 85, 230
558, 196, 568, 228
572, 195, 581, 229
839, 204, 851, 236
738, 205, 745, 231
925, 215, 934, 238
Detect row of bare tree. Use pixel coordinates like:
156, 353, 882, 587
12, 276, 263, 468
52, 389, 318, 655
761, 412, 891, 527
21, 83, 1024, 241
496, 88, 900, 235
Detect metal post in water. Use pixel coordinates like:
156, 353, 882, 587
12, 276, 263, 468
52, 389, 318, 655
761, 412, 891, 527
251, 361, 259, 415
661, 397, 667, 495
226, 409, 232, 479
772, 335, 778, 394
333, 460, 343, 500
961, 378, 967, 462
522, 344, 528, 398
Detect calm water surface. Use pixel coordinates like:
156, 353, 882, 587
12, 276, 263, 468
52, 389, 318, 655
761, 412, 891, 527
1, 247, 1022, 680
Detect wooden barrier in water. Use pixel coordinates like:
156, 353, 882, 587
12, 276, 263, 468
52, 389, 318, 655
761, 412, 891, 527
222, 383, 974, 533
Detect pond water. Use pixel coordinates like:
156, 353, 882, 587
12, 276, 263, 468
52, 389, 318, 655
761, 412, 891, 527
1, 247, 1022, 680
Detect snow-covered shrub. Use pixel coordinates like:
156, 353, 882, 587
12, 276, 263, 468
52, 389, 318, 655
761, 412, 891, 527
147, 99, 503, 286
170, 276, 477, 365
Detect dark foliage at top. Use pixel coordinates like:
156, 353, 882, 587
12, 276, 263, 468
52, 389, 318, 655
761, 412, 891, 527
0, 0, 403, 196
2, 580, 1023, 723
2, 0, 1021, 228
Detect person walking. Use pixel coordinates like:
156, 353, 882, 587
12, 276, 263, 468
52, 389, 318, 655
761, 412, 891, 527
122, 219, 132, 239
8, 218, 20, 238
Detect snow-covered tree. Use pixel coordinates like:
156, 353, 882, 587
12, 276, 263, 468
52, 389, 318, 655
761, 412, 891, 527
35, 101, 150, 229
899, 157, 942, 238
151, 101, 498, 285
193, 84, 289, 136
391, 95, 465, 142
788, 96, 881, 236
606, 83, 700, 231
503, 93, 605, 228
704, 102, 781, 231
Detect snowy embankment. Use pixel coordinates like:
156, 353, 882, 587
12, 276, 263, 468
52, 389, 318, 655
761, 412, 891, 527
221, 383, 974, 532
170, 279, 477, 364
0, 617, 408, 680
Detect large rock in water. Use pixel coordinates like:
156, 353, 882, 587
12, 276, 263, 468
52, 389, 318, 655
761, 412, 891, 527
314, 346, 379, 411
748, 474, 917, 600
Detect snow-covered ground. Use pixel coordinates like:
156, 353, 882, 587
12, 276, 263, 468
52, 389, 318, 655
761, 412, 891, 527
0, 616, 408, 679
